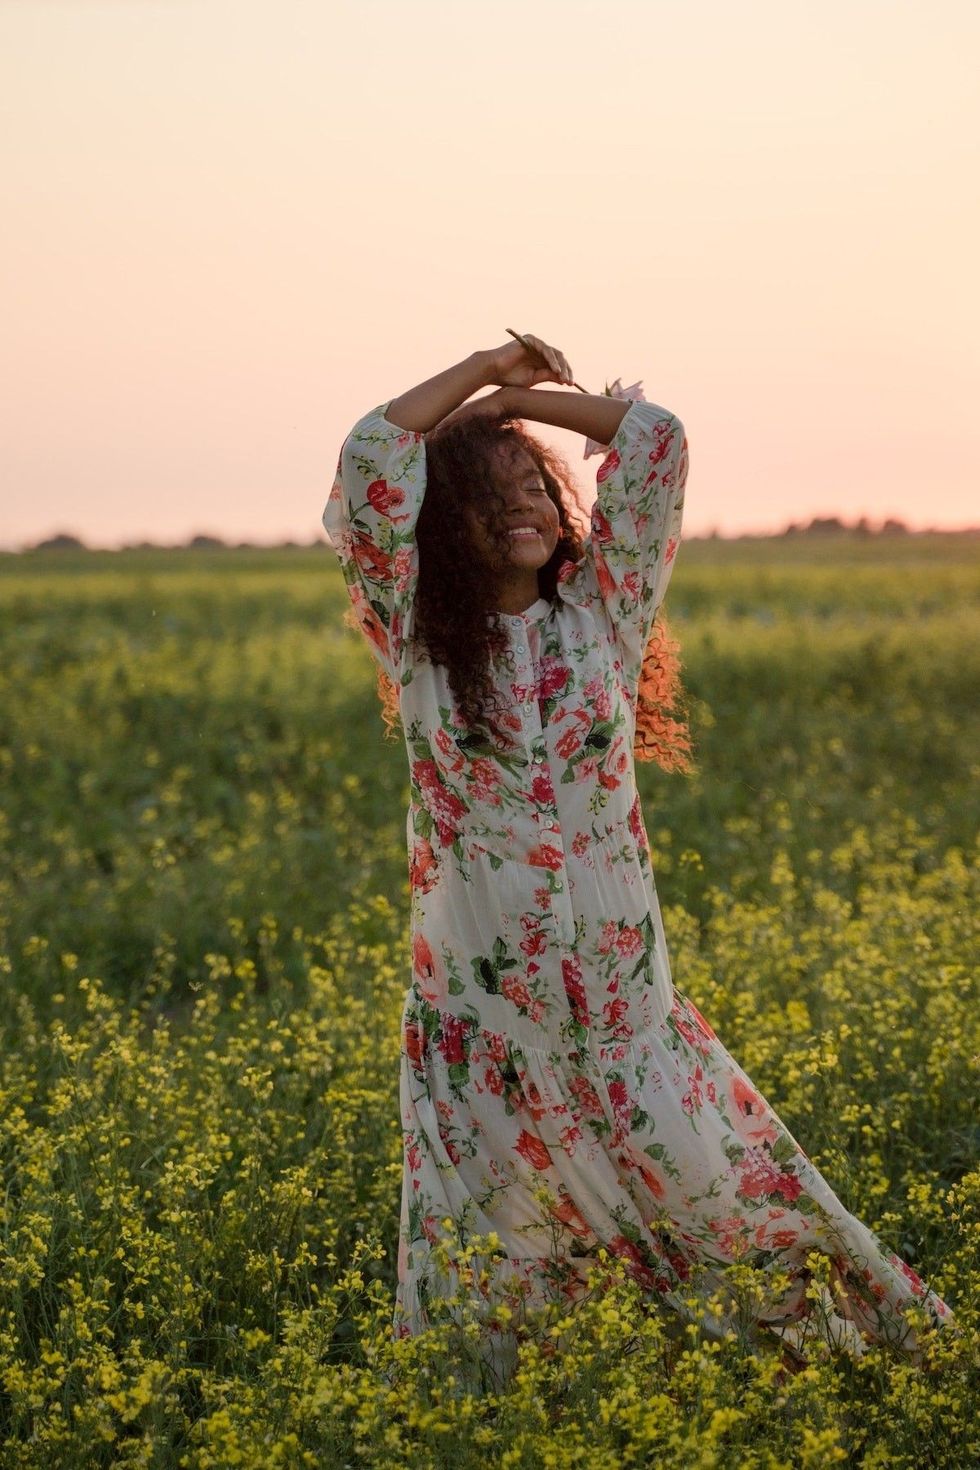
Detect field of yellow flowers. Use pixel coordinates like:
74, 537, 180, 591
0, 535, 977, 1467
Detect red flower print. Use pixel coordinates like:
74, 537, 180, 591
665, 535, 678, 566
437, 1014, 466, 1066
366, 477, 405, 518
682, 1064, 704, 1116
409, 838, 439, 893
483, 1064, 504, 1096
537, 658, 571, 700
594, 554, 617, 600
568, 1073, 604, 1117
891, 1255, 926, 1297
606, 1078, 630, 1117
404, 1021, 425, 1065
351, 529, 392, 581
596, 451, 621, 487
515, 1129, 552, 1172
648, 422, 676, 464
622, 571, 641, 601
550, 1192, 591, 1238
439, 1127, 461, 1167
603, 997, 633, 1040
627, 1150, 666, 1200
411, 929, 437, 999
571, 832, 590, 858
561, 956, 589, 1026
598, 769, 620, 791
729, 1075, 779, 1147
531, 772, 555, 806
685, 998, 717, 1043
627, 796, 644, 843
528, 843, 564, 871
534, 886, 551, 908
519, 928, 546, 957
556, 727, 583, 760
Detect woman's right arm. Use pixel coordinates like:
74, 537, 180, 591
384, 351, 495, 433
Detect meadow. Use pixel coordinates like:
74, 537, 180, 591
0, 534, 977, 1467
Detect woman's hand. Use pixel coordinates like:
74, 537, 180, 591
427, 386, 516, 437
484, 333, 575, 389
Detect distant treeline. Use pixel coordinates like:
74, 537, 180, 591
6, 516, 979, 554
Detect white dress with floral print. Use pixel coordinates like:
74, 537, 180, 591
324, 397, 956, 1381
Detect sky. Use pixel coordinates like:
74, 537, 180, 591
1, 0, 978, 549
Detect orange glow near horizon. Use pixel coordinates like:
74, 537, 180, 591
1, 0, 978, 550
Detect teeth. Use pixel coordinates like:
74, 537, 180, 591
509, 527, 539, 536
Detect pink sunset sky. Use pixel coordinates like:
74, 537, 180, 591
1, 0, 978, 550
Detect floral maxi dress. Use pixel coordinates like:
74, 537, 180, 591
324, 395, 956, 1379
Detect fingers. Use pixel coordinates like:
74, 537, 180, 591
526, 335, 573, 385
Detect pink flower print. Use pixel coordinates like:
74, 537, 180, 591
681, 1063, 704, 1116
571, 832, 590, 858
738, 1155, 803, 1204
534, 886, 551, 908
622, 571, 641, 602
614, 926, 644, 959
561, 955, 589, 1027
603, 997, 633, 1040
469, 757, 502, 803
411, 759, 468, 847
729, 1074, 780, 1148
502, 974, 533, 1009
665, 535, 678, 566
888, 1254, 927, 1297
598, 920, 618, 955
558, 1121, 583, 1156
593, 687, 612, 721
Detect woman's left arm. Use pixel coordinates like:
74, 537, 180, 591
503, 386, 633, 445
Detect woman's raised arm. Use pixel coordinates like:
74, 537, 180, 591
384, 352, 495, 433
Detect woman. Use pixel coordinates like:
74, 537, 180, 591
324, 333, 956, 1384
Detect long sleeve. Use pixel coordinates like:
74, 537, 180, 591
559, 398, 688, 683
323, 401, 428, 681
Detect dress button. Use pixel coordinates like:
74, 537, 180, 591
525, 700, 534, 712
516, 643, 527, 654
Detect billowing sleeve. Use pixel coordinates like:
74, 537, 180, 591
561, 398, 688, 681
322, 400, 427, 681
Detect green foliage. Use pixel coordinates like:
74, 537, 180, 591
0, 539, 977, 1465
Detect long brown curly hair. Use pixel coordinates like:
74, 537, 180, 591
352, 408, 695, 774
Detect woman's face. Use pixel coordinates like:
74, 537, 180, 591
467, 445, 561, 574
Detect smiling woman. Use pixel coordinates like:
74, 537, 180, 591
323, 338, 960, 1387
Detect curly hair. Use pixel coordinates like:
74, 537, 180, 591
354, 407, 695, 774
